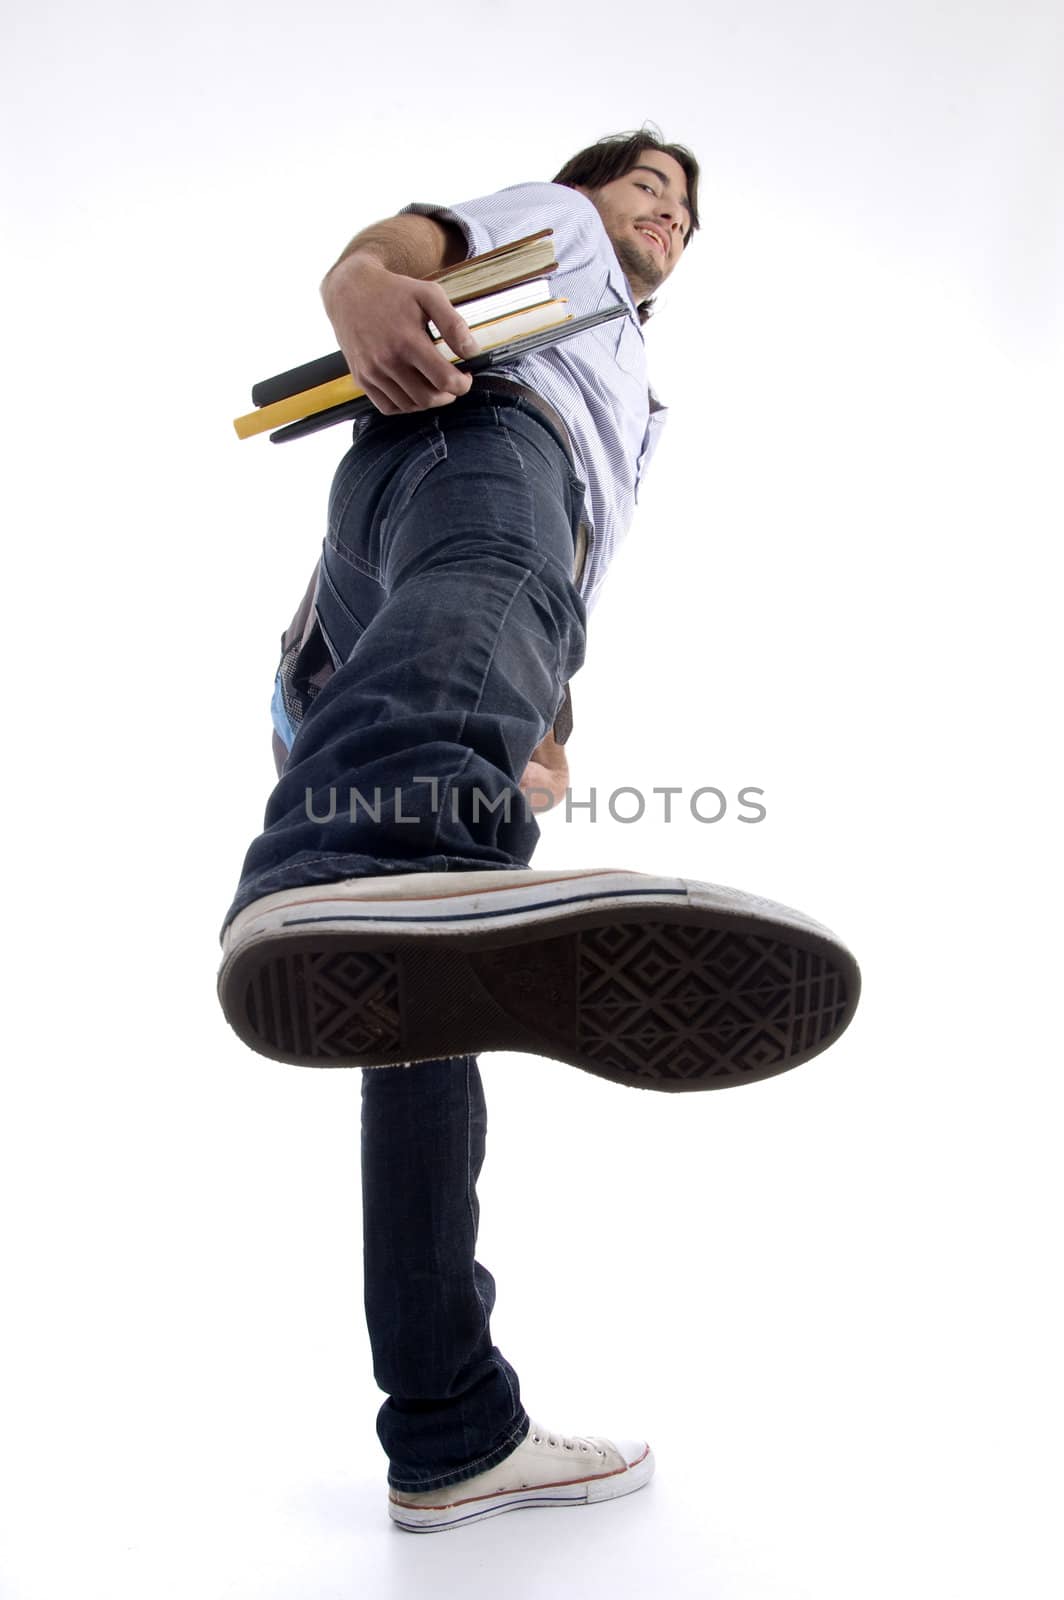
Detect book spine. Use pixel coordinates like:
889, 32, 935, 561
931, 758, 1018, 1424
431, 301, 568, 363
251, 353, 349, 407
424, 227, 553, 282
448, 262, 557, 307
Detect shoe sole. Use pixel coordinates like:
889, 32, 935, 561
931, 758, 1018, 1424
217, 874, 860, 1091
387, 1444, 655, 1531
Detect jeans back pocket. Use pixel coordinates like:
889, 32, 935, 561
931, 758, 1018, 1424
271, 559, 338, 767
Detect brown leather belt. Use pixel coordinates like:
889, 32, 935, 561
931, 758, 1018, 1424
468, 373, 575, 466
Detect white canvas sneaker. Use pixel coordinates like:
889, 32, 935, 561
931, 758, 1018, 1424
217, 866, 860, 1091
387, 1421, 655, 1532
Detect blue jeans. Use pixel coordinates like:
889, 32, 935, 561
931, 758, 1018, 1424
224, 388, 589, 1489
361, 1053, 530, 1491
220, 389, 588, 935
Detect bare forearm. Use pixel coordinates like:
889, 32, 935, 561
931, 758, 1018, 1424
322, 213, 465, 296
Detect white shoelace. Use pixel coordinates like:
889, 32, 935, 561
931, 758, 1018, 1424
528, 1422, 606, 1458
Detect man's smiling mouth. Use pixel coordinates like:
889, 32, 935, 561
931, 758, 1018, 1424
635, 225, 666, 256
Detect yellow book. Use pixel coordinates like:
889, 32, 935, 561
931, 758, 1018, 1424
233, 299, 572, 440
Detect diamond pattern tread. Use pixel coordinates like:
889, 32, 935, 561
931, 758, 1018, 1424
573, 922, 850, 1086
244, 949, 402, 1060
227, 905, 858, 1090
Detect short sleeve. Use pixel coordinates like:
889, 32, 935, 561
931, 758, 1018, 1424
399, 182, 606, 281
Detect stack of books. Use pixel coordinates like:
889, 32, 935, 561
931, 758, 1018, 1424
233, 229, 626, 443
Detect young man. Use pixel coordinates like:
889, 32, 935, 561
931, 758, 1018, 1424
216, 128, 859, 1530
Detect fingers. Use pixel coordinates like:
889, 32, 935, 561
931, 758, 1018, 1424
422, 281, 481, 364
330, 265, 482, 416
360, 367, 468, 416
405, 341, 475, 409
361, 367, 472, 415
359, 302, 476, 413
358, 376, 412, 416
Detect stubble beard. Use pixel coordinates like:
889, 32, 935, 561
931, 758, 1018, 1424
611, 232, 666, 304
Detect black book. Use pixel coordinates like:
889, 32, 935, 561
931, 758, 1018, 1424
266, 304, 627, 443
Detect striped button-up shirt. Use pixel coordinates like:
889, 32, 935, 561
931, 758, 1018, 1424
400, 182, 668, 613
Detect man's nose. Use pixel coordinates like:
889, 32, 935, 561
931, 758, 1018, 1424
654, 202, 684, 240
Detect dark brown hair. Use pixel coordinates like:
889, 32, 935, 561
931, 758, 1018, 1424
552, 122, 701, 325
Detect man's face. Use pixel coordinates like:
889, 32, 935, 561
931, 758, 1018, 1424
574, 148, 692, 305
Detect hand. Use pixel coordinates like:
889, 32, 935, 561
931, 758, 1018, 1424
322, 255, 479, 415
519, 728, 570, 814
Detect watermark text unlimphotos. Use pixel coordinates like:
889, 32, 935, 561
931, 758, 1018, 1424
304, 777, 767, 825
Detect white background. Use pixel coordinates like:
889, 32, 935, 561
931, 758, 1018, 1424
2, 1, 1061, 1595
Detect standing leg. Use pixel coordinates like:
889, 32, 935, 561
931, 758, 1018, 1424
226, 396, 581, 1486
360, 1054, 529, 1491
